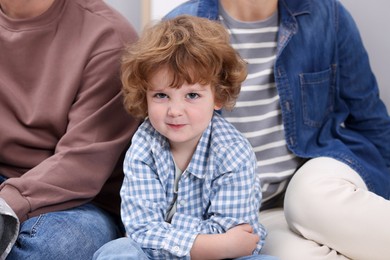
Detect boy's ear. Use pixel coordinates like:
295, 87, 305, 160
214, 102, 223, 110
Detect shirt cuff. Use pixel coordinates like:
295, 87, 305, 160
0, 197, 19, 259
161, 229, 198, 257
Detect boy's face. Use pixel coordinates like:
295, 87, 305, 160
147, 67, 221, 150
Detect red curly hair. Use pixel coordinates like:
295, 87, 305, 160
121, 15, 247, 118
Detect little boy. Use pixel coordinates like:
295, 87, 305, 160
94, 15, 277, 260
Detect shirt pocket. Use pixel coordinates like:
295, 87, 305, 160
299, 66, 336, 127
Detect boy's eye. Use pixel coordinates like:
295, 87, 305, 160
186, 93, 200, 99
154, 93, 168, 99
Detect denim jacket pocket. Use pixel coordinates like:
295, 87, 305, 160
299, 66, 336, 127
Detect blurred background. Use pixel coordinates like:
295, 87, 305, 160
104, 0, 390, 109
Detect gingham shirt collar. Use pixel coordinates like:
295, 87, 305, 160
149, 118, 213, 180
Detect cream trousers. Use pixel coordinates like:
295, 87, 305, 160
260, 157, 390, 260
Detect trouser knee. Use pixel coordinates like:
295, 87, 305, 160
284, 157, 366, 235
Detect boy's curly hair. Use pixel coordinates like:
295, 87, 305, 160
121, 15, 247, 118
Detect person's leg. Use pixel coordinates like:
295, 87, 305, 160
7, 203, 122, 260
93, 237, 148, 260
260, 208, 348, 260
284, 157, 390, 260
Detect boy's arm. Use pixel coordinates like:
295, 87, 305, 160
190, 224, 260, 260
171, 140, 265, 256
120, 130, 198, 258
122, 124, 265, 258
121, 175, 198, 258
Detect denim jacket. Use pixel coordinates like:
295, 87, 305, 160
165, 0, 390, 198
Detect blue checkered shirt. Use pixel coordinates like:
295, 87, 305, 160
121, 112, 266, 259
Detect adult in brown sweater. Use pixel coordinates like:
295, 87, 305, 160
0, 0, 139, 258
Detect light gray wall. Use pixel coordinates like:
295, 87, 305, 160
104, 0, 142, 33
104, 0, 185, 33
106, 0, 390, 109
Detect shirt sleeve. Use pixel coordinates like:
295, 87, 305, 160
170, 140, 265, 254
120, 129, 197, 259
0, 198, 19, 259
0, 47, 139, 221
121, 123, 265, 257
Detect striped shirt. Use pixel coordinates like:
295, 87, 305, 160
219, 5, 304, 208
121, 113, 266, 259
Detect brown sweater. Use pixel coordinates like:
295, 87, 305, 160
0, 0, 139, 222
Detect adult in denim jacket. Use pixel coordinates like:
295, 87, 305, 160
165, 0, 390, 259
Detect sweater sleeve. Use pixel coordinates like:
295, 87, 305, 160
0, 47, 139, 222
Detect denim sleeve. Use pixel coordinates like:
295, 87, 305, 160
336, 1, 390, 166
163, 0, 219, 21
0, 198, 19, 259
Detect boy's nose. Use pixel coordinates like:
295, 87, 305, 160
167, 101, 184, 117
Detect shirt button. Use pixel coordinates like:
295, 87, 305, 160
173, 246, 180, 252
179, 200, 186, 206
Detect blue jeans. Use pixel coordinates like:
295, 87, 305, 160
0, 175, 122, 259
93, 237, 279, 260
6, 203, 122, 260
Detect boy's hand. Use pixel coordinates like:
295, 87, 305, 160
190, 223, 259, 260
223, 224, 259, 258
